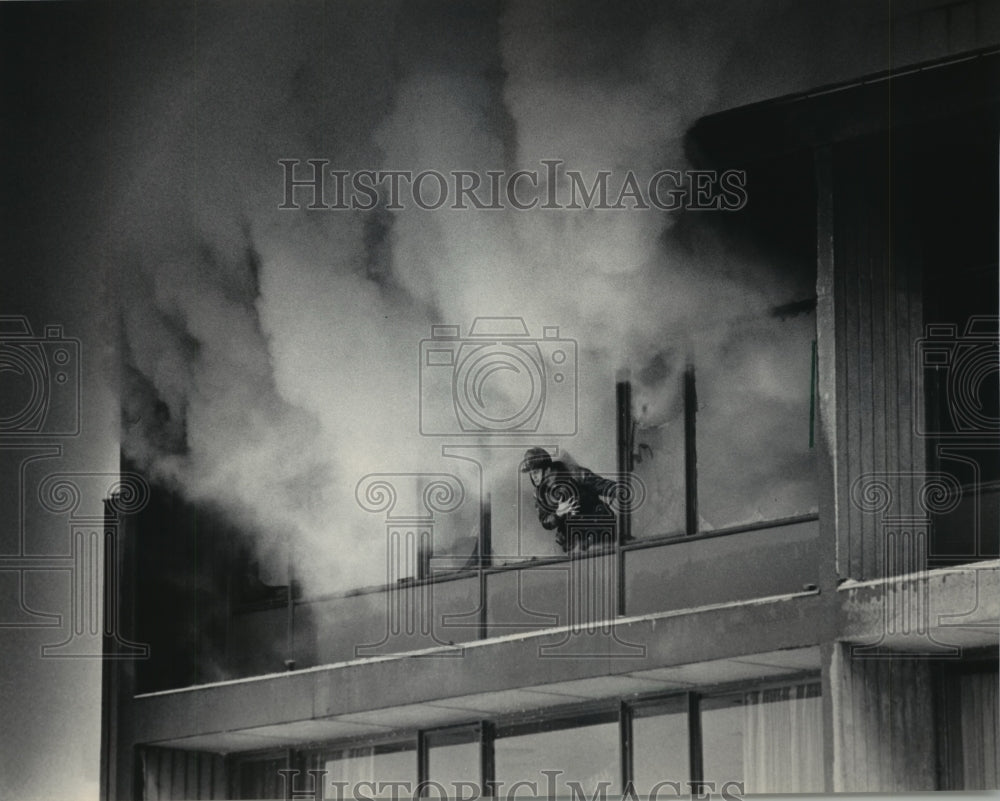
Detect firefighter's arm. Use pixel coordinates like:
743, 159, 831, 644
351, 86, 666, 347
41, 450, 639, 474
579, 468, 618, 504
537, 506, 559, 529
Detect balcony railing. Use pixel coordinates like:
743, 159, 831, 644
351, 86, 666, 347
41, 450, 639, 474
214, 515, 821, 683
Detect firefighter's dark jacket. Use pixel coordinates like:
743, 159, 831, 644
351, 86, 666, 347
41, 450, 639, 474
533, 460, 617, 533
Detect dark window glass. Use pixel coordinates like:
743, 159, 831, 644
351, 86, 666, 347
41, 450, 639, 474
914, 116, 1000, 564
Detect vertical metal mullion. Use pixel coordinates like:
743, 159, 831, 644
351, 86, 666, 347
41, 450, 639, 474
133, 746, 146, 801
816, 144, 842, 792
620, 701, 633, 793
688, 692, 703, 786
480, 493, 492, 569
616, 378, 633, 545
284, 748, 295, 800
286, 537, 295, 667
416, 731, 429, 797
684, 364, 699, 536
615, 378, 633, 615
616, 542, 627, 617
480, 721, 496, 798
478, 494, 491, 640
226, 753, 236, 801
192, 751, 200, 801
224, 532, 233, 684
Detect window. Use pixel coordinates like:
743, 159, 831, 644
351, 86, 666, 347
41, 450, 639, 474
140, 747, 226, 801
630, 696, 690, 794
233, 752, 288, 800
631, 152, 819, 538
226, 680, 825, 798
700, 682, 823, 793
696, 309, 818, 530
425, 725, 483, 793
909, 113, 1000, 565
309, 741, 416, 800
494, 712, 620, 798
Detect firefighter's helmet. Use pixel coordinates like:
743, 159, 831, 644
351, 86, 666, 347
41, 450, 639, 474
520, 446, 552, 473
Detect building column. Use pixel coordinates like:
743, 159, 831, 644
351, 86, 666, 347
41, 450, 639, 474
827, 642, 937, 791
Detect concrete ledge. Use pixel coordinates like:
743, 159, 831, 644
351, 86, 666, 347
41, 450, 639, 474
132, 590, 826, 746
839, 560, 999, 652
131, 564, 999, 750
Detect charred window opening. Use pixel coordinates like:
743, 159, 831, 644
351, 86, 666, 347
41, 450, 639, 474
129, 473, 293, 694
904, 112, 1000, 565
630, 146, 819, 538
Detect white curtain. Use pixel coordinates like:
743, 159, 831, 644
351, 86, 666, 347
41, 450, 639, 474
743, 683, 824, 792
326, 746, 377, 787
959, 672, 999, 789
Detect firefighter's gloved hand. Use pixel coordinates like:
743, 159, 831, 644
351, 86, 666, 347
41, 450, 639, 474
555, 498, 579, 518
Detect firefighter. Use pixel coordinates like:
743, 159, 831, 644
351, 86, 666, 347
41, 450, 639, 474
519, 446, 618, 553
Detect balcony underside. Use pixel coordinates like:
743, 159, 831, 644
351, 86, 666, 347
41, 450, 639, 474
135, 562, 997, 754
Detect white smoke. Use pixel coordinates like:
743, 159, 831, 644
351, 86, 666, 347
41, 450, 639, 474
117, 0, 813, 595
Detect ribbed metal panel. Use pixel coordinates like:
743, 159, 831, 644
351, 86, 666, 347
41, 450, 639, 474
833, 646, 936, 791
833, 137, 925, 580
141, 747, 226, 800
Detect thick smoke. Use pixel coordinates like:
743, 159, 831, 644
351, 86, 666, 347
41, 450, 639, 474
117, 0, 813, 595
